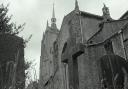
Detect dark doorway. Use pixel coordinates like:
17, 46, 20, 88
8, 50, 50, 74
99, 54, 128, 89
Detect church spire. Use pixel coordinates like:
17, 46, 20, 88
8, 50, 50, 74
52, 3, 55, 18
75, 0, 79, 11
51, 3, 57, 28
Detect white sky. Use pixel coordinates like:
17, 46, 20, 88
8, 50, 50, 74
0, 0, 128, 81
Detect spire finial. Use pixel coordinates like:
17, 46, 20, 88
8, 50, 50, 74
103, 3, 106, 8
102, 3, 109, 15
102, 3, 112, 21
75, 0, 79, 10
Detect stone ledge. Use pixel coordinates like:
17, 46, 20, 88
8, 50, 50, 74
61, 43, 85, 62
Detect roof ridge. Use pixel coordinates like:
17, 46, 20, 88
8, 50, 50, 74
80, 11, 103, 19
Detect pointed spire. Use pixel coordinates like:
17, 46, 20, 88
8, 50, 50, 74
52, 3, 55, 18
75, 0, 79, 11
51, 3, 57, 28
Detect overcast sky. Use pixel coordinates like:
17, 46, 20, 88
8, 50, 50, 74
0, 0, 128, 80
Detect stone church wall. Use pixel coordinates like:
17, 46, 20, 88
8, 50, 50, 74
77, 45, 106, 89
57, 20, 70, 89
40, 28, 59, 89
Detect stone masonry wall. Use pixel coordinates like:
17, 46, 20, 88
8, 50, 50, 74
77, 45, 106, 89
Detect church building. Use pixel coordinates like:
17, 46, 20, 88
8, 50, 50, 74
40, 1, 128, 89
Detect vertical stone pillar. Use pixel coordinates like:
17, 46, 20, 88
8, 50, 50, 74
68, 56, 74, 89
72, 57, 79, 89
68, 55, 79, 89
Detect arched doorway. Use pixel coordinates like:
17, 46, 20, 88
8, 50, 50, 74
99, 54, 128, 89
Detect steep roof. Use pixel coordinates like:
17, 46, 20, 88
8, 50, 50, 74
58, 10, 104, 42
62, 10, 103, 23
87, 19, 128, 45
80, 11, 103, 20
120, 11, 128, 19
80, 11, 104, 41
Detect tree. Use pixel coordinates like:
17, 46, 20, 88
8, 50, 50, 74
26, 81, 39, 89
0, 4, 34, 89
0, 4, 25, 34
0, 4, 31, 89
25, 59, 39, 89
